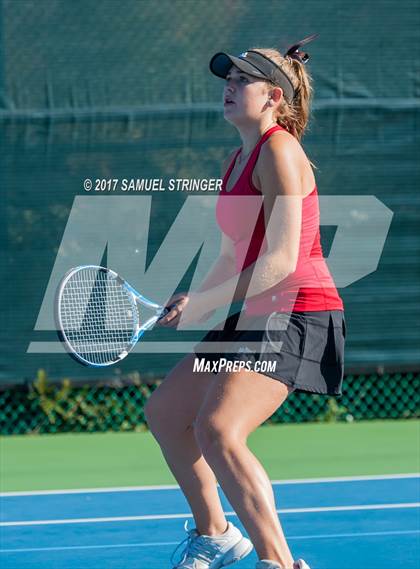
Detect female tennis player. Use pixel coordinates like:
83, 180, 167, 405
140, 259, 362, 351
145, 34, 346, 569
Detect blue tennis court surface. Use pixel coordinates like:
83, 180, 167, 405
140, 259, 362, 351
1, 474, 419, 568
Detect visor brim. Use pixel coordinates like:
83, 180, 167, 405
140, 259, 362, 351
209, 52, 268, 81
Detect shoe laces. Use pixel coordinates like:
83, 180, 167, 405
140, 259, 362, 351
171, 520, 225, 567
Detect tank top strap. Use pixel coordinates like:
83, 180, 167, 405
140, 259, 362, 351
244, 124, 287, 177
223, 148, 242, 185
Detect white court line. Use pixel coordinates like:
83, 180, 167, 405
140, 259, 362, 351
1, 502, 418, 527
1, 473, 418, 497
1, 529, 419, 554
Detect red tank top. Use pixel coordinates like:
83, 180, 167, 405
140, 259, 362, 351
216, 125, 344, 315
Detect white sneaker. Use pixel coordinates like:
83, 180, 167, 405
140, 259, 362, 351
256, 559, 311, 569
295, 561, 311, 569
171, 519, 254, 568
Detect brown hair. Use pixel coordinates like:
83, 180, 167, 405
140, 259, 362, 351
251, 48, 314, 143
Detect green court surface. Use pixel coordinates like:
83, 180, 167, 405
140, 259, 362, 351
1, 420, 418, 492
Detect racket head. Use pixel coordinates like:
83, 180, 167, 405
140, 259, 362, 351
55, 265, 140, 367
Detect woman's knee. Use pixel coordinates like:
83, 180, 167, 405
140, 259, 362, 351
144, 353, 214, 438
144, 379, 194, 440
143, 392, 162, 432
194, 415, 240, 456
144, 388, 175, 437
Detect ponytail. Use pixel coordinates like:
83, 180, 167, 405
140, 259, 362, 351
249, 46, 317, 168
282, 55, 313, 143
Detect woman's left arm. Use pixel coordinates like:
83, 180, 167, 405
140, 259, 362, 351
181, 135, 303, 323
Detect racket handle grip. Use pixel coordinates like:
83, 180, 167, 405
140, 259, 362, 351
158, 302, 179, 321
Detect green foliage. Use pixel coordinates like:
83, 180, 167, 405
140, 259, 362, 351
26, 369, 153, 434
29, 369, 71, 425
29, 369, 108, 431
0, 369, 418, 435
315, 398, 353, 423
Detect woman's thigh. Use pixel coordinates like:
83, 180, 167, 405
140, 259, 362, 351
194, 369, 294, 447
144, 353, 217, 435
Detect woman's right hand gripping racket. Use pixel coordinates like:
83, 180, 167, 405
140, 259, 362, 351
55, 265, 180, 367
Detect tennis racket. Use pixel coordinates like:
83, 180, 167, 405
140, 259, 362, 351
55, 265, 179, 367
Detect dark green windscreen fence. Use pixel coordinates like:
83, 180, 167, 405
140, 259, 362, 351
1, 0, 419, 390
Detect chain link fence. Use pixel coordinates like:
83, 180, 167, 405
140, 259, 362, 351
0, 368, 418, 435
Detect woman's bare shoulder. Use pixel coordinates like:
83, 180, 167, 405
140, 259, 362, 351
264, 130, 315, 172
254, 131, 313, 195
256, 130, 302, 178
263, 129, 302, 156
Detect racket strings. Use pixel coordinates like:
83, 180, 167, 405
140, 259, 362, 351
59, 268, 138, 365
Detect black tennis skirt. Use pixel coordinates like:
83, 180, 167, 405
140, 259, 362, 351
194, 310, 347, 396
